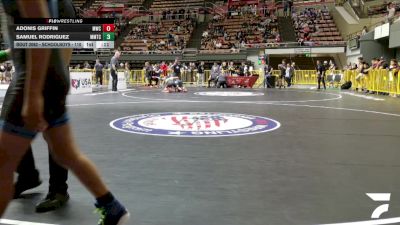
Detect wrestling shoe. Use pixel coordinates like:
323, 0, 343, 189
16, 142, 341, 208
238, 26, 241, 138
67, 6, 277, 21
95, 199, 130, 225
35, 192, 70, 213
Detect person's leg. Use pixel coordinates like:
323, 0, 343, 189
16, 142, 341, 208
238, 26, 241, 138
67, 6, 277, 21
43, 124, 129, 224
115, 72, 119, 91
35, 150, 69, 213
111, 73, 115, 90
43, 125, 107, 197
318, 76, 321, 89
48, 151, 68, 194
208, 79, 211, 88
286, 77, 291, 87
323, 76, 326, 90
100, 72, 103, 85
0, 132, 33, 215
114, 72, 118, 91
278, 77, 282, 88
112, 72, 117, 91
264, 75, 267, 88
14, 146, 41, 198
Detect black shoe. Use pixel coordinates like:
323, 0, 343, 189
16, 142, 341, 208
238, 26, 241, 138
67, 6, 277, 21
35, 192, 70, 213
14, 177, 42, 199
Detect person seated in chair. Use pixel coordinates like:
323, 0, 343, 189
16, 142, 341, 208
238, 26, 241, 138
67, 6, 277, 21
217, 71, 227, 88
151, 64, 162, 88
208, 62, 220, 88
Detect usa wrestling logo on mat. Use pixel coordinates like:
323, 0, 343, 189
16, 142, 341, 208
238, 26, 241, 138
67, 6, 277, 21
110, 112, 280, 137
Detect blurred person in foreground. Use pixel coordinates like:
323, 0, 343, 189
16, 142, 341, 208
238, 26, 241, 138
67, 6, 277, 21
0, 1, 129, 224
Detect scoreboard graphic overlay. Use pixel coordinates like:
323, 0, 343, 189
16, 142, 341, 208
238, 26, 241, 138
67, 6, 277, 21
13, 18, 115, 49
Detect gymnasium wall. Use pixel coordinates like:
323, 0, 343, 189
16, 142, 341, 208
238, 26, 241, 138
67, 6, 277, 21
331, 5, 382, 39
389, 21, 400, 48
359, 31, 395, 63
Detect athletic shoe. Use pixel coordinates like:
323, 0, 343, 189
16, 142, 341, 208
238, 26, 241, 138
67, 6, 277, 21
95, 199, 130, 225
14, 177, 42, 198
35, 192, 70, 213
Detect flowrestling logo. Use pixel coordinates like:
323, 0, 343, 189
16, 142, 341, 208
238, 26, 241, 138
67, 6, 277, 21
194, 92, 264, 97
110, 112, 280, 137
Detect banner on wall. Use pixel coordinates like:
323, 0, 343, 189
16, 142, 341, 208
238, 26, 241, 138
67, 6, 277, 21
70, 72, 93, 94
108, 71, 127, 91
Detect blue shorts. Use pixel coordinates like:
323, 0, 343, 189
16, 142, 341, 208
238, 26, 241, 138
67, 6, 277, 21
0, 113, 69, 139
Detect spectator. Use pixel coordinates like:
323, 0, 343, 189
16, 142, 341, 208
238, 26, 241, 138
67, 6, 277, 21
124, 63, 130, 85
389, 59, 399, 96
228, 62, 236, 75
285, 63, 294, 87
386, 2, 396, 23
83, 61, 91, 69
377, 56, 389, 69
389, 58, 399, 73
356, 61, 369, 91
152, 64, 162, 87
361, 26, 368, 35
160, 61, 168, 77
144, 62, 153, 86
216, 70, 228, 88
215, 40, 222, 49
283, 0, 289, 17
278, 60, 286, 88
357, 57, 364, 72
263, 63, 273, 88
371, 58, 379, 69
196, 61, 205, 87
94, 59, 103, 86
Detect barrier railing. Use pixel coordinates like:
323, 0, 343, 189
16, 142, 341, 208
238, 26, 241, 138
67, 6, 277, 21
343, 69, 400, 95
73, 68, 399, 95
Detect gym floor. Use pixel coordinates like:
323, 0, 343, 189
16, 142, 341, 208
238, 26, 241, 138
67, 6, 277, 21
1, 87, 400, 225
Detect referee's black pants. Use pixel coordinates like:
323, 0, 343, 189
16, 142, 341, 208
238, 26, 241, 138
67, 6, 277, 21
17, 147, 68, 194
318, 75, 326, 90
111, 70, 118, 91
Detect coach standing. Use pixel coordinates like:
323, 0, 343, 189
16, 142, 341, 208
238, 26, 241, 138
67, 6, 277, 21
110, 50, 121, 91
94, 59, 103, 86
316, 60, 326, 90
171, 58, 182, 79
196, 61, 205, 87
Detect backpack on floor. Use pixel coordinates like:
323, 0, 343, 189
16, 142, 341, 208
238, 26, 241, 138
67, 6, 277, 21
341, 81, 352, 90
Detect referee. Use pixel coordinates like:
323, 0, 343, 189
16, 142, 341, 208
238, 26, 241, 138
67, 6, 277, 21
110, 50, 120, 91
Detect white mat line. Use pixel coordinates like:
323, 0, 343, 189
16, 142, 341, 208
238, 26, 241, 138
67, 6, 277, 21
0, 219, 58, 225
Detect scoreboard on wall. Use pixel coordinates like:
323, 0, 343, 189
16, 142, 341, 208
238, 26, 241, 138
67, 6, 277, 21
13, 18, 115, 49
